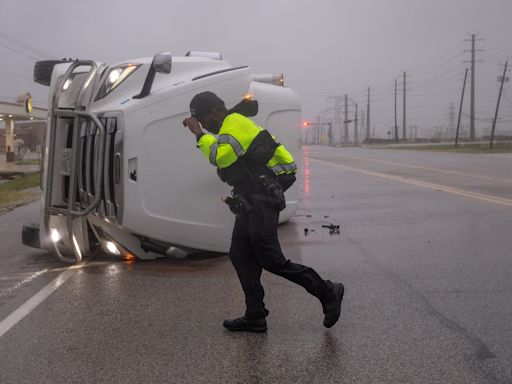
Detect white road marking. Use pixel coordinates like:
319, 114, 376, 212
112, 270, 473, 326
0, 268, 76, 339
310, 158, 512, 208
309, 151, 512, 185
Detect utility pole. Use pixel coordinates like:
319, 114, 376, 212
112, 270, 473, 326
366, 87, 371, 141
455, 68, 469, 147
327, 95, 344, 145
469, 33, 475, 140
394, 78, 398, 141
354, 103, 358, 145
344, 94, 349, 144
465, 33, 483, 140
313, 115, 320, 144
316, 115, 323, 144
361, 108, 366, 135
448, 103, 455, 138
470, 34, 476, 140
402, 72, 407, 140
490, 60, 509, 149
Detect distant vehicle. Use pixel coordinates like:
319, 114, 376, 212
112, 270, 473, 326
22, 51, 301, 263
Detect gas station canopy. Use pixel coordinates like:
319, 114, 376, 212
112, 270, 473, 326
0, 92, 47, 122
1, 93, 47, 162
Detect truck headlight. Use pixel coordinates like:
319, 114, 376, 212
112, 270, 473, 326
95, 64, 140, 100
62, 78, 72, 90
105, 241, 121, 255
50, 228, 61, 242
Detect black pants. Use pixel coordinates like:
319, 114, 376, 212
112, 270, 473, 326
229, 201, 333, 320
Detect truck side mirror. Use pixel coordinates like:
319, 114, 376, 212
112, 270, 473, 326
133, 52, 172, 99
152, 52, 172, 74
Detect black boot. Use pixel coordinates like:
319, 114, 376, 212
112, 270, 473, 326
223, 316, 267, 333
322, 282, 345, 328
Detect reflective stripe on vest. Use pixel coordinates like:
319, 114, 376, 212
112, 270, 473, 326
218, 134, 245, 157
209, 143, 218, 165
270, 161, 297, 175
208, 134, 245, 166
267, 144, 296, 175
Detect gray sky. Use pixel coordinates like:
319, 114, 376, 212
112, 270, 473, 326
1, 0, 512, 139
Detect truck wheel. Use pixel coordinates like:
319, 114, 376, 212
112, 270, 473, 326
33, 60, 68, 86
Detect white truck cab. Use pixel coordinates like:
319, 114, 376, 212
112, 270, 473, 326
22, 52, 301, 263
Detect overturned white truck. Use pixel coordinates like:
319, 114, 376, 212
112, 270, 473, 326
22, 51, 301, 263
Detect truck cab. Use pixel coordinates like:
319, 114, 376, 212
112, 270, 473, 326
23, 51, 301, 263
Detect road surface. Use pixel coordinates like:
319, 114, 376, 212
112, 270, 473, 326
0, 146, 511, 383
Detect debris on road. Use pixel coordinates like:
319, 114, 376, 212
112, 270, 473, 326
322, 224, 341, 235
304, 224, 341, 236
304, 228, 316, 236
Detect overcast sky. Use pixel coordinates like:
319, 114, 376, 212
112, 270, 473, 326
1, 0, 512, 139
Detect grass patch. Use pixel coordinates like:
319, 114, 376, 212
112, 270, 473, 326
0, 172, 41, 207
387, 143, 512, 153
0, 172, 40, 191
15, 159, 41, 166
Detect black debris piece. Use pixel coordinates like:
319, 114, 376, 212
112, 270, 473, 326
322, 224, 341, 235
304, 228, 317, 236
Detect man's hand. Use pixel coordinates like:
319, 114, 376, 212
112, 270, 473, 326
182, 117, 203, 138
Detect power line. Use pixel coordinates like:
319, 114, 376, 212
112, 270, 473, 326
480, 24, 512, 41
0, 71, 33, 82
412, 70, 466, 90
409, 41, 465, 74
482, 39, 512, 52
480, 51, 512, 63
460, 112, 512, 123
0, 30, 57, 59
412, 50, 465, 78
0, 40, 39, 60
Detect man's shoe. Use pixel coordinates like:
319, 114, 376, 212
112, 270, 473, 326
223, 316, 267, 333
322, 282, 344, 328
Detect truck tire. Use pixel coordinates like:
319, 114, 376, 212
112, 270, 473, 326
33, 60, 68, 86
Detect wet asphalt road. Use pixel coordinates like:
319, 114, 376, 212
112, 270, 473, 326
0, 146, 511, 384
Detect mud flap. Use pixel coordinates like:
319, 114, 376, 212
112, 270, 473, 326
21, 222, 41, 249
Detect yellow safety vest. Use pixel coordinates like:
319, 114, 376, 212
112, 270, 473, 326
197, 113, 297, 175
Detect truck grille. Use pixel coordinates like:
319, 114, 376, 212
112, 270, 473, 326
62, 115, 123, 222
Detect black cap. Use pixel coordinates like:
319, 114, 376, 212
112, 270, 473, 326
189, 91, 225, 119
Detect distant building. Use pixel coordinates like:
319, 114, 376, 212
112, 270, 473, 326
0, 120, 46, 152
1, 96, 47, 160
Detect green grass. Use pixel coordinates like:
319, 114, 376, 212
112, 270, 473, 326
0, 172, 41, 207
387, 143, 512, 153
0, 172, 40, 191
15, 159, 41, 166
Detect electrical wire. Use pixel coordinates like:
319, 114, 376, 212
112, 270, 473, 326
408, 41, 465, 74
0, 31, 57, 59
482, 39, 512, 52
0, 71, 32, 82
412, 51, 466, 78
481, 52, 511, 63
412, 71, 466, 90
480, 25, 512, 42
0, 40, 39, 60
